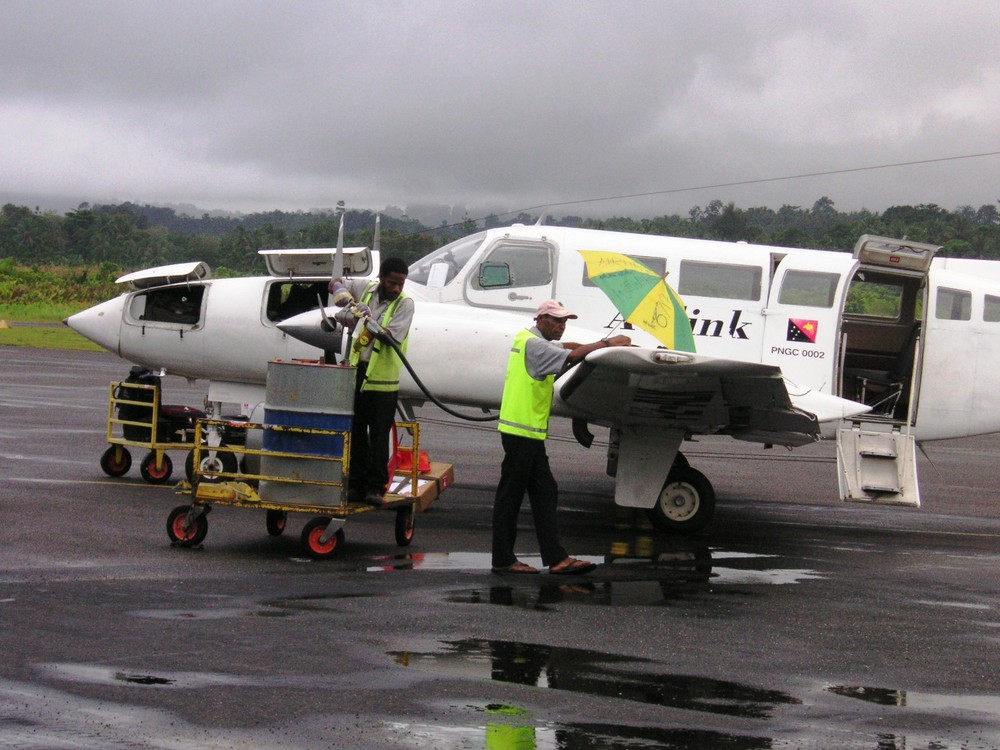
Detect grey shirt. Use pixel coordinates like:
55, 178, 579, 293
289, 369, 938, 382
524, 325, 570, 379
334, 279, 415, 363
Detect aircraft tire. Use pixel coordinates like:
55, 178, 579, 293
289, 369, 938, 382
185, 445, 238, 483
647, 466, 715, 535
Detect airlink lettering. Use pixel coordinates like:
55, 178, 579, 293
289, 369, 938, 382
606, 309, 753, 340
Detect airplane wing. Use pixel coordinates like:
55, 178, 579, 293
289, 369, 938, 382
556, 346, 870, 448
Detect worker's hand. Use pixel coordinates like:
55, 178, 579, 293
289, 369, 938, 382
606, 335, 631, 347
353, 302, 372, 318
329, 279, 353, 306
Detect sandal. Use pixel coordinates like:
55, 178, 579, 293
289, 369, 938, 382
549, 557, 597, 575
491, 560, 541, 575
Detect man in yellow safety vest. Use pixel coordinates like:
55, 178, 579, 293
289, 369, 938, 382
492, 299, 631, 575
332, 257, 414, 504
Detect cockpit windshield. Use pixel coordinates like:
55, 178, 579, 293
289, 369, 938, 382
407, 231, 486, 287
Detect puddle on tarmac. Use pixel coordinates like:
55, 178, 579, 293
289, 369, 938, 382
389, 639, 800, 719
828, 685, 1000, 717
36, 663, 246, 689
131, 607, 292, 620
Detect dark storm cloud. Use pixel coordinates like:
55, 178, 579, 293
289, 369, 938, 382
1, 0, 997, 218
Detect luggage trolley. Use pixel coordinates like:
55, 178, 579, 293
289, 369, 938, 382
166, 359, 453, 558
100, 367, 243, 485
167, 417, 453, 558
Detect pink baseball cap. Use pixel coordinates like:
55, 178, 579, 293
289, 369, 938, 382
535, 300, 578, 320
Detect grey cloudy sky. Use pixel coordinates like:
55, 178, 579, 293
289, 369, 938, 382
2, 0, 998, 221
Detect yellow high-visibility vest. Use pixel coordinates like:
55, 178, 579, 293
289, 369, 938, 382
498, 328, 554, 440
349, 282, 410, 392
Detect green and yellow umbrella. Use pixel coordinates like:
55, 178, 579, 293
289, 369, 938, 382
579, 250, 696, 352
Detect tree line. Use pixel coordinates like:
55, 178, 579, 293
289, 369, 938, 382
2, 197, 999, 280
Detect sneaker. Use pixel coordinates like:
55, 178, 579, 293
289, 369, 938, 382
364, 491, 385, 505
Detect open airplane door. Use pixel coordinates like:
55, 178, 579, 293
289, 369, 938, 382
836, 236, 939, 508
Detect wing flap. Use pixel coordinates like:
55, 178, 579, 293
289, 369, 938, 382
555, 346, 855, 447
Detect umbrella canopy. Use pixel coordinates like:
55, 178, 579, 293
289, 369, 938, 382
579, 250, 696, 352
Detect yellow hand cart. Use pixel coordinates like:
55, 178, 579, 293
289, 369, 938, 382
167, 418, 453, 558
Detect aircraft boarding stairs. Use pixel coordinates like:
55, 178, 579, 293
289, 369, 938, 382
836, 334, 921, 508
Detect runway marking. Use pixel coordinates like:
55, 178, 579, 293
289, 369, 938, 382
7, 477, 168, 489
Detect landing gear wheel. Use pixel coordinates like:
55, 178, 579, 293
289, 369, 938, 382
100, 446, 132, 477
265, 510, 287, 536
301, 516, 344, 558
394, 504, 415, 547
647, 466, 715, 535
140, 452, 173, 484
166, 504, 208, 546
185, 445, 238, 483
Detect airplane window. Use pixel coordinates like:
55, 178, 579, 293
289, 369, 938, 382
985, 295, 1000, 323
266, 282, 329, 322
778, 270, 839, 308
935, 287, 972, 321
678, 260, 762, 301
408, 232, 485, 286
134, 286, 205, 325
582, 255, 665, 287
845, 280, 902, 319
471, 242, 552, 290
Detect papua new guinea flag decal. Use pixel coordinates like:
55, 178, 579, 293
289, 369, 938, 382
787, 318, 818, 343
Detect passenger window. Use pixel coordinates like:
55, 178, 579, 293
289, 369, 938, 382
471, 242, 552, 290
845, 280, 903, 319
778, 270, 839, 308
582, 255, 665, 286
679, 260, 762, 301
132, 286, 205, 325
935, 287, 972, 321
985, 295, 1000, 323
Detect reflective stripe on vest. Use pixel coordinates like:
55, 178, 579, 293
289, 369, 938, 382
349, 281, 410, 392
498, 328, 554, 440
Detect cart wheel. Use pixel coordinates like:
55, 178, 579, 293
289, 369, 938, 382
265, 510, 287, 536
100, 446, 132, 477
185, 445, 238, 483
140, 451, 173, 484
301, 516, 344, 559
394, 504, 415, 547
166, 504, 208, 546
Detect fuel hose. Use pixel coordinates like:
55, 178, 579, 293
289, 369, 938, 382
381, 334, 499, 423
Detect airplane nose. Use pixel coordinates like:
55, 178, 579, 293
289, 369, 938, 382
65, 295, 126, 355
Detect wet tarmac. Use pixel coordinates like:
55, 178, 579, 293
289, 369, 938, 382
2, 347, 1000, 748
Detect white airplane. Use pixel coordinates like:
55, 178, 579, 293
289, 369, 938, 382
66, 221, 1000, 533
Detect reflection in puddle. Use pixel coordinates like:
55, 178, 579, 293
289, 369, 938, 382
828, 685, 1000, 717
386, 713, 773, 749
369, 550, 822, 589
390, 639, 800, 719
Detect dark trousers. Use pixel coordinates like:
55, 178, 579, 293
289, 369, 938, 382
491, 432, 567, 568
350, 364, 398, 496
